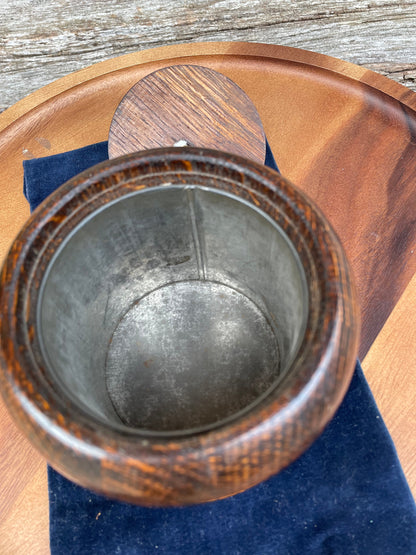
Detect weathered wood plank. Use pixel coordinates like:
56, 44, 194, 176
1, 0, 416, 112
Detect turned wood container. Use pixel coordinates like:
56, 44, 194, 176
0, 147, 359, 505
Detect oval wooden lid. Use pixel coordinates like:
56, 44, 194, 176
108, 64, 266, 162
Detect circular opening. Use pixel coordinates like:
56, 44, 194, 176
38, 185, 308, 434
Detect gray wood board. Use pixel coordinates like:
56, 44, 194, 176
1, 0, 416, 113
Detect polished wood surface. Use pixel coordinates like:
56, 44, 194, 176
0, 42, 415, 551
108, 65, 266, 162
362, 270, 416, 500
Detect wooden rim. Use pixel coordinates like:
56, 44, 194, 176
0, 147, 359, 505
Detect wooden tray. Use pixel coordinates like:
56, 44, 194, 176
0, 42, 415, 552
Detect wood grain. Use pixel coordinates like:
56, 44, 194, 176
108, 65, 266, 162
0, 41, 415, 551
1, 1, 416, 113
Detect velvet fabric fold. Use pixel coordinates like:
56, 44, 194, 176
23, 142, 416, 554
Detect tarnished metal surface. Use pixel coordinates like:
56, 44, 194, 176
106, 281, 279, 431
39, 186, 307, 434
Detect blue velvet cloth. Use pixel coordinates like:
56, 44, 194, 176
23, 143, 416, 554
